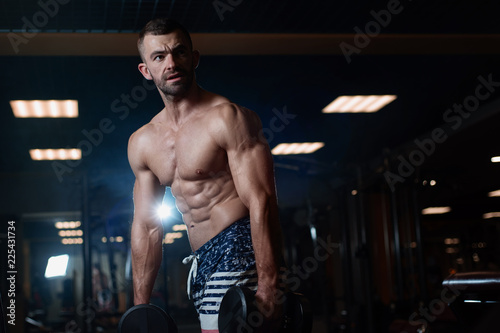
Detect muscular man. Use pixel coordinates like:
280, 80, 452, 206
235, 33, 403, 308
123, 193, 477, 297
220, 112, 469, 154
128, 18, 284, 331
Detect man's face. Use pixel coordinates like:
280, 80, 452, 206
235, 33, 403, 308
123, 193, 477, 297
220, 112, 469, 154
139, 30, 198, 98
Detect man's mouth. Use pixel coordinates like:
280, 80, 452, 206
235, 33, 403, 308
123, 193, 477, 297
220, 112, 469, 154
166, 73, 183, 81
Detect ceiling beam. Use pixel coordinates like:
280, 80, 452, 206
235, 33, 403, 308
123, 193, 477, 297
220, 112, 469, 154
1, 33, 500, 56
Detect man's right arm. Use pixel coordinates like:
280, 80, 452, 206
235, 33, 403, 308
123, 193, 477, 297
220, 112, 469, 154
128, 130, 165, 305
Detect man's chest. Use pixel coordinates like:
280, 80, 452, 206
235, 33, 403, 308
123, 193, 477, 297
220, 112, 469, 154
147, 124, 228, 185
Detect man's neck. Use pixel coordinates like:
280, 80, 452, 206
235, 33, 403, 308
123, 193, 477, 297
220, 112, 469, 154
160, 84, 204, 125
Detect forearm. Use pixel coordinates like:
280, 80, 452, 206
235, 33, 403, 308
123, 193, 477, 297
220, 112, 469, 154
250, 196, 283, 291
131, 219, 164, 305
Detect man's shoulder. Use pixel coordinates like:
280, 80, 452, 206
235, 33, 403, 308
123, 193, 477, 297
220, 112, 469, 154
129, 123, 155, 146
207, 101, 257, 124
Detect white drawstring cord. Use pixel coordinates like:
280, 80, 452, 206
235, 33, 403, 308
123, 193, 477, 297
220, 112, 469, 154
182, 254, 199, 299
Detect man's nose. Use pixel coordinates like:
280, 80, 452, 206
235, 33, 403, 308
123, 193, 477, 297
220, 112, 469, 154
165, 54, 177, 70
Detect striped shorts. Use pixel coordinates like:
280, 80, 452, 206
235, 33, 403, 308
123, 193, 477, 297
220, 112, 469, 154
183, 217, 257, 332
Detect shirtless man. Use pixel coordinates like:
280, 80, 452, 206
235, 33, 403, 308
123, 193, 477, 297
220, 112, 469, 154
127, 18, 284, 331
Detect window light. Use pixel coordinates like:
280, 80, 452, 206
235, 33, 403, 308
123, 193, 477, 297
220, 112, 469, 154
44, 254, 69, 278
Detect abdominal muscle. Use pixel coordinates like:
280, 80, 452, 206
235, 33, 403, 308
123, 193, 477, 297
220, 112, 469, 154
171, 175, 249, 251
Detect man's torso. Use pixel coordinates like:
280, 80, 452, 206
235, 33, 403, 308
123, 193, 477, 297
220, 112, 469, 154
140, 97, 249, 250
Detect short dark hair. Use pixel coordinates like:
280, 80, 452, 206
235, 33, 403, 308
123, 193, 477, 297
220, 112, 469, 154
137, 18, 193, 59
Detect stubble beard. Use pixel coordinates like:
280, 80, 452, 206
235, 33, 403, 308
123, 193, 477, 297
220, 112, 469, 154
155, 69, 195, 99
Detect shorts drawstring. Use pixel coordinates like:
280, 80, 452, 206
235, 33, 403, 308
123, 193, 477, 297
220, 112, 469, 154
182, 254, 199, 300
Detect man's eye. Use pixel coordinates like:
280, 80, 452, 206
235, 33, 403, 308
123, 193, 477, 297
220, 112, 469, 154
154, 55, 164, 61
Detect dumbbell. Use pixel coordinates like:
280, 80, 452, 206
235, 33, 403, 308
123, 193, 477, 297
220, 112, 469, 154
118, 304, 178, 333
218, 286, 313, 333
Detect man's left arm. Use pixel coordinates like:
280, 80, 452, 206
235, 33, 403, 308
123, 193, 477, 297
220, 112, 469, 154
213, 104, 284, 317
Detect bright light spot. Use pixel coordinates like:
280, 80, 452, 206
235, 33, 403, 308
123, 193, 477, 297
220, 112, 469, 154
488, 189, 500, 197
45, 254, 69, 278
491, 156, 500, 163
172, 224, 187, 231
483, 212, 500, 219
157, 205, 171, 219
422, 206, 451, 215
430, 180, 437, 186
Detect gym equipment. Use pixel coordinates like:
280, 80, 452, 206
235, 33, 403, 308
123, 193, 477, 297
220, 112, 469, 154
118, 304, 178, 333
118, 287, 313, 333
218, 286, 313, 333
442, 271, 500, 332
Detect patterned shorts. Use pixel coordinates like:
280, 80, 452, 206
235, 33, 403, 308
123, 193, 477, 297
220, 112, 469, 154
183, 217, 257, 332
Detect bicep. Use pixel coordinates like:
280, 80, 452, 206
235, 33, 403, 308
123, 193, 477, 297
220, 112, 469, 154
128, 132, 165, 224
228, 143, 277, 208
217, 106, 276, 207
133, 170, 165, 225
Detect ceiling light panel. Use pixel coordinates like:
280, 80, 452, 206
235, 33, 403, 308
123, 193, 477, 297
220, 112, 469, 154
29, 149, 82, 161
488, 190, 500, 197
322, 95, 397, 113
10, 100, 78, 118
421, 206, 451, 215
483, 212, 500, 219
272, 142, 324, 155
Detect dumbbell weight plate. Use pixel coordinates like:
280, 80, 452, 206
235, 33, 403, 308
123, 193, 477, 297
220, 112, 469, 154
282, 292, 313, 333
118, 304, 178, 333
219, 286, 257, 333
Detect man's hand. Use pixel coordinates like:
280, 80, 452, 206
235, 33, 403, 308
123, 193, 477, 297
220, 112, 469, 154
254, 285, 283, 332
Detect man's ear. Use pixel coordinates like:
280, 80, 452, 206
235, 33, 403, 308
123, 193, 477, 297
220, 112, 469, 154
192, 50, 200, 69
138, 62, 153, 80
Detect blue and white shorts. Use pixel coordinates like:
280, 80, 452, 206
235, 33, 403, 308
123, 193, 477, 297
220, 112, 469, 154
182, 217, 257, 332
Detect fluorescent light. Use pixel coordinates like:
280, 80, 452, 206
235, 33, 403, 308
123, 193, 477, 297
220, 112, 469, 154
173, 224, 187, 231
483, 212, 500, 219
164, 232, 183, 244
58, 230, 83, 237
488, 190, 500, 197
322, 95, 397, 113
44, 254, 69, 278
492, 156, 500, 163
10, 100, 78, 118
61, 238, 83, 245
30, 149, 81, 161
272, 142, 324, 155
422, 206, 451, 215
55, 221, 81, 229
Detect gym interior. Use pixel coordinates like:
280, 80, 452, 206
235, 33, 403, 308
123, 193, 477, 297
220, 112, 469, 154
1, 1, 500, 332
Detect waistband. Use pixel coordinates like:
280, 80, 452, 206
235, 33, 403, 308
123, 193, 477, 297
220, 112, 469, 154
194, 216, 250, 257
